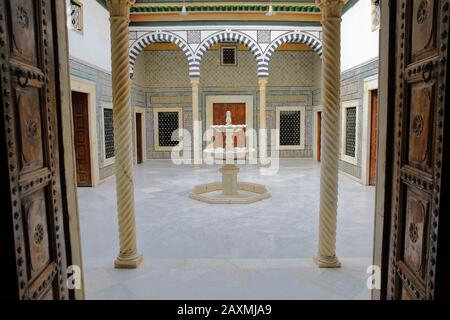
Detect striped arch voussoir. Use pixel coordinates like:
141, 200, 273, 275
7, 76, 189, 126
262, 32, 323, 77
129, 32, 195, 78
193, 31, 267, 78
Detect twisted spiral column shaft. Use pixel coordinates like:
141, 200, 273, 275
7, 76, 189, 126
107, 0, 142, 268
315, 0, 343, 268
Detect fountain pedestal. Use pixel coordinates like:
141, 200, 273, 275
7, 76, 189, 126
189, 111, 271, 204
220, 164, 239, 196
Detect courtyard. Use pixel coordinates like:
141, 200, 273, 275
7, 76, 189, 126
78, 159, 375, 299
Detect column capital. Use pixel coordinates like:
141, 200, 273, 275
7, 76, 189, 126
258, 77, 268, 87
107, 0, 135, 17
190, 77, 200, 87
316, 0, 344, 17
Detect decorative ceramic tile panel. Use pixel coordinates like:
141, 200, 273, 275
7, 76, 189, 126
269, 52, 320, 87
134, 51, 190, 88
187, 30, 201, 44
257, 30, 271, 44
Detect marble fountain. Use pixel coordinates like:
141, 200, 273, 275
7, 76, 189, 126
189, 111, 271, 204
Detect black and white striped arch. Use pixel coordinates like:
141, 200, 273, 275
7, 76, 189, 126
128, 30, 323, 79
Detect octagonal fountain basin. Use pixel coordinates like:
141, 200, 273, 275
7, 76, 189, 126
189, 110, 271, 204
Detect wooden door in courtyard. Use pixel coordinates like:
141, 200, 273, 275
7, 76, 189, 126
382, 0, 450, 300
72, 91, 92, 186
213, 103, 246, 148
0, 0, 75, 299
369, 90, 378, 186
136, 113, 143, 164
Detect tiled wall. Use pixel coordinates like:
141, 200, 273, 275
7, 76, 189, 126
70, 51, 378, 182
134, 51, 190, 88
69, 58, 146, 180
339, 58, 379, 179
134, 49, 322, 159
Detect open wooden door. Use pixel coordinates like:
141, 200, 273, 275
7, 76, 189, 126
379, 0, 450, 300
72, 91, 92, 186
0, 0, 82, 299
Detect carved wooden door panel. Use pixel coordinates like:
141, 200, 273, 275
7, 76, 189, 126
0, 0, 70, 299
388, 0, 448, 300
72, 91, 92, 186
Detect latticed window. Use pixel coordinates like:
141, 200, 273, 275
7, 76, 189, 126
70, 0, 83, 33
155, 110, 182, 149
280, 111, 301, 146
221, 46, 237, 66
371, 0, 381, 31
103, 108, 115, 160
345, 107, 357, 157
276, 106, 306, 150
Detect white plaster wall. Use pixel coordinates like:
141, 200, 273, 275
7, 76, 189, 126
66, 0, 112, 72
341, 0, 379, 71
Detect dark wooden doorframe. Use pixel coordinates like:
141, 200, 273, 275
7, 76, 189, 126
72, 91, 92, 186
136, 113, 143, 164
369, 90, 378, 186
317, 111, 322, 162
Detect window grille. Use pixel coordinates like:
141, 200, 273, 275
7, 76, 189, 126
371, 0, 381, 31
345, 107, 357, 157
221, 46, 237, 66
70, 0, 83, 33
158, 112, 180, 147
280, 110, 301, 147
103, 108, 115, 160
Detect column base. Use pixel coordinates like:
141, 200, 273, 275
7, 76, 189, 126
259, 162, 271, 168
193, 164, 202, 170
313, 255, 341, 268
114, 252, 143, 269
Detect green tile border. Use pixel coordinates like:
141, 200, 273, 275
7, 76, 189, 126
131, 4, 320, 13
130, 20, 321, 27
100, 0, 357, 16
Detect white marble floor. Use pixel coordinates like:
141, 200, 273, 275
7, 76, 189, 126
77, 159, 375, 300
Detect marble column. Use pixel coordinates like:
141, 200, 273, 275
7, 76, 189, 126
258, 77, 268, 165
107, 0, 142, 269
314, 0, 344, 268
191, 77, 202, 168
